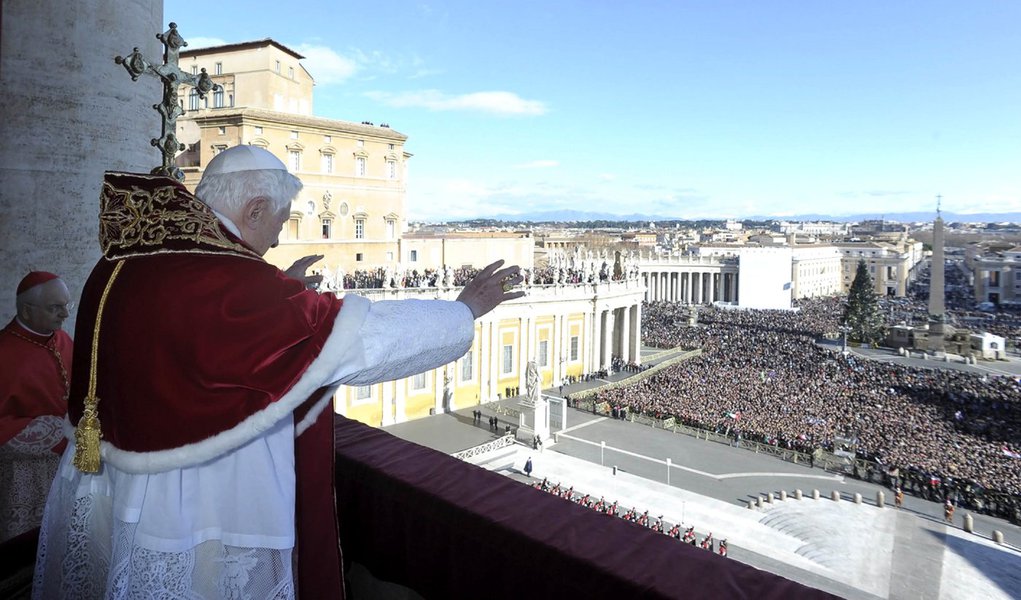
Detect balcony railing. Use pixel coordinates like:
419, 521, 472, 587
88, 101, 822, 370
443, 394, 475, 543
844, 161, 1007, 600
333, 415, 836, 599
0, 416, 837, 598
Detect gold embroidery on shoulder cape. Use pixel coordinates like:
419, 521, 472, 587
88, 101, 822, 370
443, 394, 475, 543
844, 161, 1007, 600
99, 174, 261, 260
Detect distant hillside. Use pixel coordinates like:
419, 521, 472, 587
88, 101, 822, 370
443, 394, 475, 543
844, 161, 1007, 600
481, 210, 1021, 224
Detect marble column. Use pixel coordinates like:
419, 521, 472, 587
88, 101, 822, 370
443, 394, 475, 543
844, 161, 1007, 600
631, 303, 642, 365
602, 309, 613, 371
618, 306, 629, 363
1, 0, 166, 328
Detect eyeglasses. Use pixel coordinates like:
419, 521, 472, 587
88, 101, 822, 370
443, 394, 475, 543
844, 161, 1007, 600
27, 302, 75, 314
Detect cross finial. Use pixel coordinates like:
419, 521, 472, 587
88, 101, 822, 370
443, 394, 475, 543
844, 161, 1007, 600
115, 22, 220, 180
936, 194, 942, 216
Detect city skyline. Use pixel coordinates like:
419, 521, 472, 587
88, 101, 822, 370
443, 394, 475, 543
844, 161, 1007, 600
167, 1, 1021, 222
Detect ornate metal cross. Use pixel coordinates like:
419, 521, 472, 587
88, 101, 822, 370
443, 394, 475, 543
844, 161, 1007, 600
115, 22, 220, 180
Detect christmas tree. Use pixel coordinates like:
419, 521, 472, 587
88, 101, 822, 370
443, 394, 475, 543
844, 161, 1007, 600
843, 260, 886, 345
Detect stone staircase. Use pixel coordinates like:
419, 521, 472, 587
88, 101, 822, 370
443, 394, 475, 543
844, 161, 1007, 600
452, 435, 521, 472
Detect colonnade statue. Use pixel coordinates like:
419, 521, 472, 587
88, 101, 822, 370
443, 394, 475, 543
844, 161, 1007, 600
525, 360, 550, 441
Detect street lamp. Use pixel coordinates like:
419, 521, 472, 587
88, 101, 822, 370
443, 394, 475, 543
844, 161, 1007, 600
839, 321, 850, 354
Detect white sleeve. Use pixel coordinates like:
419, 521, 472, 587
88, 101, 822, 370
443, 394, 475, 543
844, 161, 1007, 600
325, 294, 476, 386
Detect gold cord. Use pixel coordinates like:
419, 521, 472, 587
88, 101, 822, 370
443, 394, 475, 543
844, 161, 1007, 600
73, 260, 125, 473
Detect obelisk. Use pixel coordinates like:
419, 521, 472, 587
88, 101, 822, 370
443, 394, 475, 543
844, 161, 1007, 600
928, 196, 946, 353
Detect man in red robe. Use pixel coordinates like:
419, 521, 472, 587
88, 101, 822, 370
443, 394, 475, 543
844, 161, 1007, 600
33, 146, 523, 599
0, 272, 73, 543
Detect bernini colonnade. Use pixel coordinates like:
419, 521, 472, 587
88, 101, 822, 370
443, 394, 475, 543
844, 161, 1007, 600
638, 254, 740, 304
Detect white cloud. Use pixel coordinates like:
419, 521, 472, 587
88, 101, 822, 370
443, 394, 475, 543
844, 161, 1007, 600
513, 160, 559, 169
408, 176, 634, 221
365, 89, 547, 116
184, 37, 228, 50
349, 49, 398, 74
409, 67, 444, 80
293, 44, 359, 85
406, 55, 442, 79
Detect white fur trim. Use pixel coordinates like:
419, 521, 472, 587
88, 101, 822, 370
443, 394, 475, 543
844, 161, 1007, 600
295, 386, 337, 437
88, 295, 372, 474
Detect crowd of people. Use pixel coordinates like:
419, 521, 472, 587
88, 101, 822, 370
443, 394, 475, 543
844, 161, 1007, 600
601, 300, 1021, 503
326, 256, 642, 292
611, 355, 647, 374
337, 266, 482, 290
903, 260, 1021, 349
530, 478, 727, 555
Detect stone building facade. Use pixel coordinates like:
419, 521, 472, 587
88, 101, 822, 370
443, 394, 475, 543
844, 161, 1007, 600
174, 40, 410, 274
833, 240, 924, 297
971, 246, 1021, 306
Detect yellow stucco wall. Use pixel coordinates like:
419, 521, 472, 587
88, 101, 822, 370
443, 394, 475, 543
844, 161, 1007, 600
344, 385, 382, 426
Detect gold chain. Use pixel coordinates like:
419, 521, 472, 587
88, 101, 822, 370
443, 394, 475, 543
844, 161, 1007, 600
73, 260, 125, 473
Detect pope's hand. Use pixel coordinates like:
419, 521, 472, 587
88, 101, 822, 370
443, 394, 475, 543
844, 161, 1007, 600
285, 254, 325, 289
457, 260, 525, 319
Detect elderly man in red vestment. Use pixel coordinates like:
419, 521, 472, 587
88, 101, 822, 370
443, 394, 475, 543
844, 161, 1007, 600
33, 146, 523, 599
0, 272, 73, 543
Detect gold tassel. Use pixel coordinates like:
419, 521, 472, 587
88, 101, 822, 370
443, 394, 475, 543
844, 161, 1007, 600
73, 402, 103, 473
74, 259, 125, 474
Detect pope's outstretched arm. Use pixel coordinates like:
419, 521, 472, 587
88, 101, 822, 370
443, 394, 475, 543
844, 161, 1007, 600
326, 260, 524, 387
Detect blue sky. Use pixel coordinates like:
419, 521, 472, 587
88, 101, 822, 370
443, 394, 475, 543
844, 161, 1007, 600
166, 1, 1021, 222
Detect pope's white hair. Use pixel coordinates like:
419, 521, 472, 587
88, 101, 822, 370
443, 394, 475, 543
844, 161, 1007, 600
195, 169, 303, 216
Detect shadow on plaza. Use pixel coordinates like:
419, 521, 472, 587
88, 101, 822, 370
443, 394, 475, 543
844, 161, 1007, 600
924, 527, 1021, 598
443, 408, 511, 437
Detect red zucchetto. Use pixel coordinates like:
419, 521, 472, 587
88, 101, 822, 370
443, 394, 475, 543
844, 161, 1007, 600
16, 271, 60, 295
